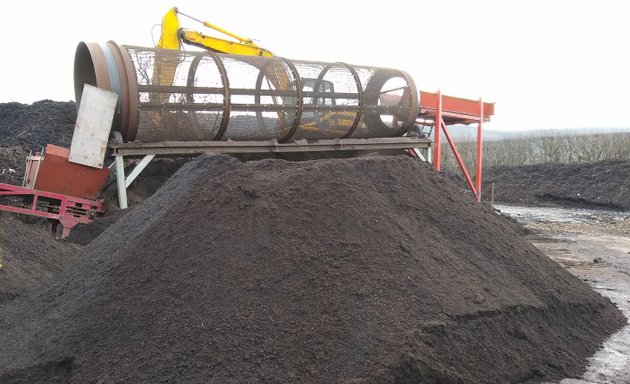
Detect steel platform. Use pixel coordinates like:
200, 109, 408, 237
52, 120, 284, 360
108, 136, 432, 209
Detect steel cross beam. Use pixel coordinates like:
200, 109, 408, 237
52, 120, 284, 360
108, 137, 431, 157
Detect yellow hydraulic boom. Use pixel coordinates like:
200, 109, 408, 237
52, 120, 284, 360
150, 8, 276, 130
158, 7, 273, 57
154, 7, 352, 136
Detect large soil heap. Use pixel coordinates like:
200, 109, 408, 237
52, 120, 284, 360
485, 160, 630, 210
0, 101, 76, 185
0, 154, 625, 383
0, 100, 76, 151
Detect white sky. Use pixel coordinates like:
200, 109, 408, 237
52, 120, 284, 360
2, 0, 629, 131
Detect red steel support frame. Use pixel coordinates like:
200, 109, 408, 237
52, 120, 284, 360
0, 182, 105, 238
419, 91, 494, 203
433, 91, 443, 171
476, 98, 484, 198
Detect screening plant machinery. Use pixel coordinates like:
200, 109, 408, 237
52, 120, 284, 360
74, 42, 419, 144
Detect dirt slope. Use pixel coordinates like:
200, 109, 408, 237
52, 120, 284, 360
0, 214, 81, 303
0, 154, 624, 384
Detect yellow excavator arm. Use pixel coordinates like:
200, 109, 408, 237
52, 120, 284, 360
150, 7, 276, 128
153, 7, 342, 136
157, 7, 273, 57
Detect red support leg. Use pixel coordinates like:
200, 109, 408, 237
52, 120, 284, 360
433, 90, 443, 171
442, 122, 478, 197
475, 98, 484, 202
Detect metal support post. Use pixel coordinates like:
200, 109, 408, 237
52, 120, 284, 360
475, 98, 484, 202
125, 155, 155, 188
442, 121, 477, 198
114, 154, 156, 209
433, 90, 443, 171
411, 148, 426, 162
115, 154, 128, 209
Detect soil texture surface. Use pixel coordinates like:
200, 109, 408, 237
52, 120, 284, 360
497, 205, 630, 384
0, 100, 76, 186
0, 154, 625, 384
0, 214, 81, 303
0, 100, 76, 151
484, 160, 630, 210
0, 146, 28, 185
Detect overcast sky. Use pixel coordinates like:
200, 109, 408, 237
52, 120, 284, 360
2, 0, 629, 131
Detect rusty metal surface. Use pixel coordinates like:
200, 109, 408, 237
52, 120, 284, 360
74, 41, 419, 143
33, 145, 110, 200
108, 137, 431, 157
74, 43, 112, 105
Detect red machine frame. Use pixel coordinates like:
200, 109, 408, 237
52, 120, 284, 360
0, 182, 105, 238
418, 91, 494, 202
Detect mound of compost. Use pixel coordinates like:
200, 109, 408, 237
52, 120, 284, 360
0, 154, 625, 384
0, 100, 76, 151
485, 160, 630, 210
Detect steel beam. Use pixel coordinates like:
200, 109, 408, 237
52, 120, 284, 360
125, 155, 156, 188
109, 137, 431, 157
115, 154, 128, 209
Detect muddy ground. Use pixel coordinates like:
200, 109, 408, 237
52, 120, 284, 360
497, 204, 630, 384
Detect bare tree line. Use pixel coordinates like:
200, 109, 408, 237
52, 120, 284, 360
439, 132, 630, 171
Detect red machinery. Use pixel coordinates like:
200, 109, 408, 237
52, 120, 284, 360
418, 91, 494, 202
0, 145, 108, 238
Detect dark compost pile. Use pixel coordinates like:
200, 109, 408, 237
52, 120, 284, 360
0, 154, 624, 384
485, 160, 630, 210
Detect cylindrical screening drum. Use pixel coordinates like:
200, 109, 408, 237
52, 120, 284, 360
74, 41, 419, 143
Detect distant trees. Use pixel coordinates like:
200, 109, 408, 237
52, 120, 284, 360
439, 132, 630, 172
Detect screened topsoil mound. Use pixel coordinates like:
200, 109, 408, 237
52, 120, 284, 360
0, 154, 625, 384
0, 214, 81, 304
484, 160, 630, 210
0, 100, 76, 151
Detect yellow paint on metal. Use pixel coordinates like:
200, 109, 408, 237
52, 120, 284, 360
180, 31, 273, 56
157, 7, 181, 50
157, 7, 273, 57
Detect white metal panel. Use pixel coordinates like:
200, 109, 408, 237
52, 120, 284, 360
69, 84, 118, 168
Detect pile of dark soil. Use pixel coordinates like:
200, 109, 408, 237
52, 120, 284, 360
0, 100, 76, 151
0, 214, 81, 303
484, 160, 630, 210
0, 154, 625, 383
0, 146, 28, 185
0, 100, 76, 186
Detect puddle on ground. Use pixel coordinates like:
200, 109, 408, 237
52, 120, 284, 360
495, 204, 630, 226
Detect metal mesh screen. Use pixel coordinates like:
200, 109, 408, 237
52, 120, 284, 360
123, 46, 417, 142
